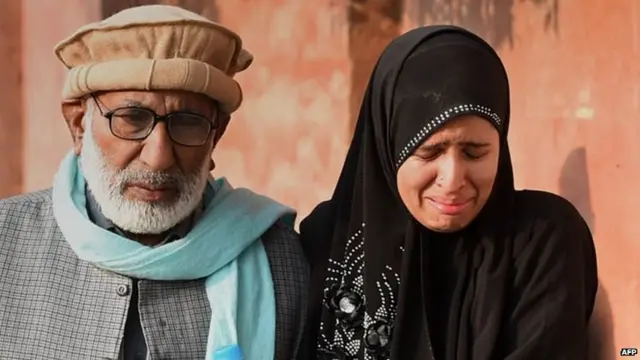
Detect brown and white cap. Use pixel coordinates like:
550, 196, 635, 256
54, 5, 253, 113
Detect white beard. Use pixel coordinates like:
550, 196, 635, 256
79, 105, 211, 235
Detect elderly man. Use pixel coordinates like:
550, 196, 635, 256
0, 5, 308, 360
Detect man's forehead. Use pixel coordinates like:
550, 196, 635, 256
96, 90, 215, 108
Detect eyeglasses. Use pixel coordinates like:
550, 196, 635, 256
92, 96, 217, 147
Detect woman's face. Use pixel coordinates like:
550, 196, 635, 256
396, 115, 500, 233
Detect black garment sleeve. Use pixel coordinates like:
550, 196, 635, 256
500, 196, 598, 360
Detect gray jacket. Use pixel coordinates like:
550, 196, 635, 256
0, 190, 309, 360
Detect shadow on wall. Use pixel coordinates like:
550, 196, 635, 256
558, 147, 614, 360
405, 0, 559, 49
559, 147, 595, 231
102, 0, 219, 21
344, 0, 560, 130
347, 0, 404, 132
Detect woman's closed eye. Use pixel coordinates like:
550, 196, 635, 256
413, 144, 489, 161
463, 147, 488, 160
414, 145, 444, 161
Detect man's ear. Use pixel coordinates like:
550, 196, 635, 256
62, 99, 86, 156
212, 113, 230, 148
208, 110, 229, 172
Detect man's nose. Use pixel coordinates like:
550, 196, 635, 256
138, 123, 176, 172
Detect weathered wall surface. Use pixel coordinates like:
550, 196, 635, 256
1, 1, 637, 358
0, 1, 23, 199
21, 0, 102, 191
213, 0, 352, 219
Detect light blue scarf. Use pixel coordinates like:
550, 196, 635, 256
51, 151, 296, 360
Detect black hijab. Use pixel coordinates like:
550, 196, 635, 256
300, 25, 596, 360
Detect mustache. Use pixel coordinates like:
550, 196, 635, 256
109, 168, 186, 188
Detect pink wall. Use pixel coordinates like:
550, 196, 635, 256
21, 0, 101, 191
0, 1, 23, 198
1, 1, 637, 358
213, 0, 352, 219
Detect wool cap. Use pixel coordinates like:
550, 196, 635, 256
54, 5, 253, 113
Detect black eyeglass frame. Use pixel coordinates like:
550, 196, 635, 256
90, 95, 218, 147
